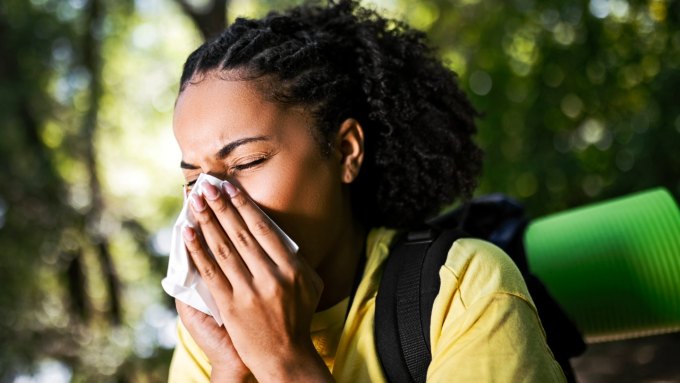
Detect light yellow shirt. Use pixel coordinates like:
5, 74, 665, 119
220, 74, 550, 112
168, 228, 566, 382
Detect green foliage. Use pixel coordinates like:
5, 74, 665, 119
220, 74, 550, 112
403, 0, 680, 215
0, 0, 190, 381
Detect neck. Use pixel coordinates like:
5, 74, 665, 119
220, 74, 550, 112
314, 218, 367, 311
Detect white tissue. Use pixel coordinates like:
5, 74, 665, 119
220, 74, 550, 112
161, 173, 299, 326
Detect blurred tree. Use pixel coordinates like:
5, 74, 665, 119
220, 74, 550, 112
0, 0, 172, 381
176, 0, 229, 39
396, 0, 680, 216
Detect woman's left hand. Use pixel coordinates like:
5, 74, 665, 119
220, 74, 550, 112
182, 180, 332, 382
176, 300, 254, 382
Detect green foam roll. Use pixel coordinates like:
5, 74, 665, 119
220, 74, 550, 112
524, 188, 680, 342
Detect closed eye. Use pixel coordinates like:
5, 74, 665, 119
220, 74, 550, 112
183, 179, 198, 195
232, 156, 268, 172
182, 156, 270, 195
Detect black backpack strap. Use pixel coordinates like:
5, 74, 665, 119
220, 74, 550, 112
375, 228, 468, 383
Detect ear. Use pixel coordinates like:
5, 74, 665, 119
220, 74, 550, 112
334, 118, 365, 184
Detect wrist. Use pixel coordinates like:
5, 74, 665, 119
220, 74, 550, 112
253, 340, 333, 383
210, 364, 254, 383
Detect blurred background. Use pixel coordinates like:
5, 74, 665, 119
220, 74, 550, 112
0, 0, 678, 381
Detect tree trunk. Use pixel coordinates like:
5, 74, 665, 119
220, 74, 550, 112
176, 0, 229, 40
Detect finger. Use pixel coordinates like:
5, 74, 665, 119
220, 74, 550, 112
176, 300, 224, 339
182, 225, 234, 297
189, 192, 254, 284
198, 181, 275, 274
176, 299, 214, 328
221, 181, 294, 266
176, 300, 238, 358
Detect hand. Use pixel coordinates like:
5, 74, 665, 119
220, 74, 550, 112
176, 300, 254, 383
183, 180, 332, 382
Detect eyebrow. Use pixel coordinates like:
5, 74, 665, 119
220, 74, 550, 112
180, 135, 271, 169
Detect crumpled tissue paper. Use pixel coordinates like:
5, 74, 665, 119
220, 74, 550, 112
161, 173, 299, 326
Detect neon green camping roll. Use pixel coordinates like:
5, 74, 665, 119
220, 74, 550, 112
524, 188, 680, 342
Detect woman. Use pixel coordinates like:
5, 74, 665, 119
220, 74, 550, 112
168, 0, 566, 381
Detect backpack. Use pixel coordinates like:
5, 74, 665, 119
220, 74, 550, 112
374, 194, 586, 383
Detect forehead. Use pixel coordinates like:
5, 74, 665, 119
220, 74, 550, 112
172, 73, 319, 165
174, 74, 270, 127
173, 76, 282, 152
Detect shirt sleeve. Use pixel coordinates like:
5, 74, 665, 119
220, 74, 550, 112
427, 239, 567, 383
167, 319, 211, 383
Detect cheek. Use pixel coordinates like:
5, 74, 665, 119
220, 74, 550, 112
244, 156, 338, 219
240, 153, 343, 250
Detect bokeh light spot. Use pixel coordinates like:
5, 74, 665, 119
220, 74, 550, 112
582, 174, 604, 196
642, 55, 660, 79
132, 23, 157, 49
469, 70, 492, 95
586, 60, 606, 85
14, 360, 72, 383
589, 0, 610, 19
579, 118, 606, 145
505, 80, 530, 103
540, 9, 560, 30
561, 94, 584, 119
553, 22, 576, 45
649, 0, 667, 22
151, 227, 173, 256
516, 172, 538, 197
553, 130, 572, 153
611, 0, 631, 20
616, 150, 635, 171
407, 1, 440, 31
443, 49, 467, 77
543, 63, 564, 87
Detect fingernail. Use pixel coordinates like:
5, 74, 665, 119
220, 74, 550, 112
182, 225, 196, 241
190, 194, 206, 211
221, 181, 239, 198
202, 181, 219, 200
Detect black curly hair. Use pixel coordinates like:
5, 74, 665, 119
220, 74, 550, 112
179, 0, 483, 228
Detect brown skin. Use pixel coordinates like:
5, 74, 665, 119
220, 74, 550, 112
173, 72, 366, 382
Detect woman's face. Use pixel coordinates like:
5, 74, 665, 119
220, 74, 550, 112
173, 74, 350, 267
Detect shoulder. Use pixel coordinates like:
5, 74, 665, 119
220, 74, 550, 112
441, 238, 534, 307
365, 229, 533, 306
428, 239, 566, 381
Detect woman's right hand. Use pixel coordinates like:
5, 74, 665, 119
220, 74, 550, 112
176, 300, 255, 383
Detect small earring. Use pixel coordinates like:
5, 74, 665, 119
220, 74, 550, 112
343, 173, 352, 183
343, 166, 356, 183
